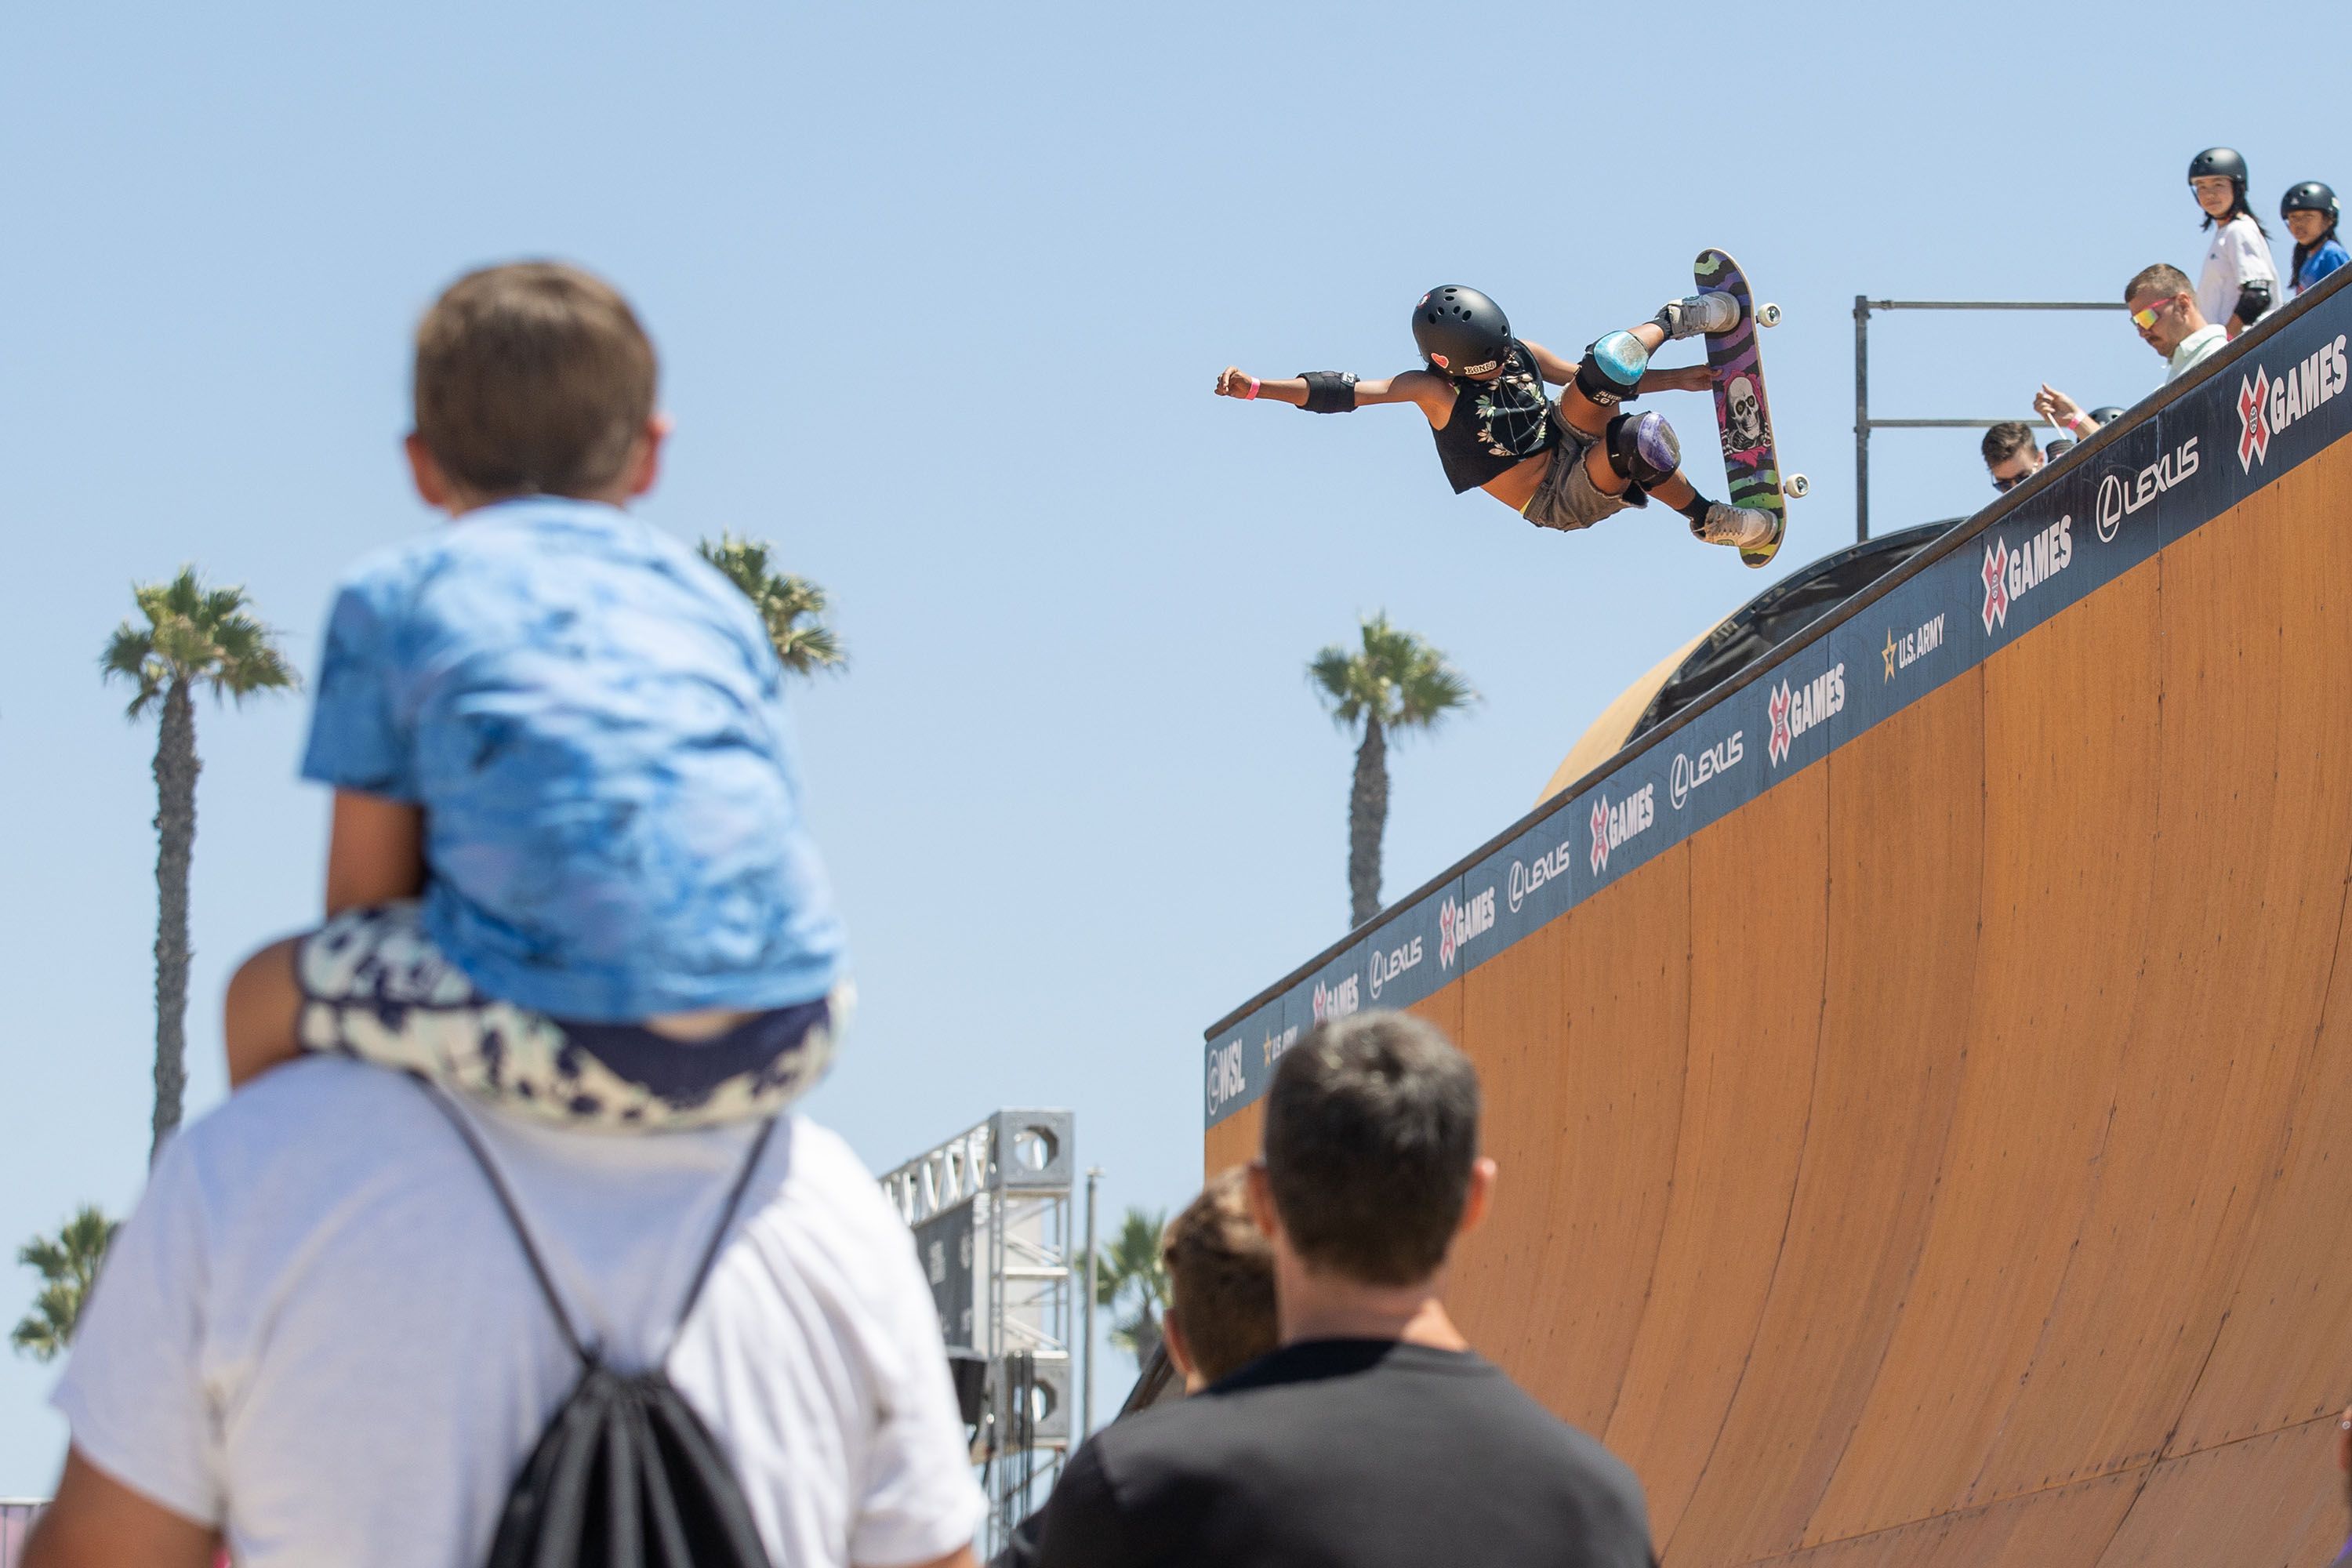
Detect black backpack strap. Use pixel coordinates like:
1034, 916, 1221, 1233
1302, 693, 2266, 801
673, 1113, 782, 1333
414, 1079, 597, 1365
412, 1078, 782, 1358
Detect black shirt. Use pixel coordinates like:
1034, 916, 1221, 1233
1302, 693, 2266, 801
1012, 1339, 1653, 1568
1429, 339, 1558, 494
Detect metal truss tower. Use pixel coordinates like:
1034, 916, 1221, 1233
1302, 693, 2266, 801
880, 1109, 1076, 1555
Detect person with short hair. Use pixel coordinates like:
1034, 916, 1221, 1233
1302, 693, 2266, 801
2187, 146, 2282, 336
1160, 1165, 1280, 1390
2284, 182, 2350, 298
1980, 420, 2045, 494
2034, 265, 2225, 441
993, 1170, 1279, 1568
1022, 1012, 1654, 1568
220, 260, 849, 1133
24, 1065, 985, 1568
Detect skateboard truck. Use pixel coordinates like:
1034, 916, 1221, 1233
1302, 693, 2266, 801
1752, 303, 1795, 490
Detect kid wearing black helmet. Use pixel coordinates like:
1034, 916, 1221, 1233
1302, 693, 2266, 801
1213, 285, 1781, 564
2187, 147, 2281, 337
2283, 181, 2349, 298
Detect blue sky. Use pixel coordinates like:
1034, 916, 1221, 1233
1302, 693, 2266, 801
2, 0, 2344, 1494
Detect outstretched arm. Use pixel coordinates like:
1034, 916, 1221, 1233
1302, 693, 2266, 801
1214, 366, 1452, 420
1522, 339, 1711, 396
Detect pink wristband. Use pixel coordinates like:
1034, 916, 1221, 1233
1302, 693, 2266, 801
1245, 376, 1261, 401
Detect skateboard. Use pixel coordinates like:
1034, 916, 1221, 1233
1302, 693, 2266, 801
1693, 248, 1806, 568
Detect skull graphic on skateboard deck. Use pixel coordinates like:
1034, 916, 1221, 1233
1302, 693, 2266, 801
1693, 248, 1806, 567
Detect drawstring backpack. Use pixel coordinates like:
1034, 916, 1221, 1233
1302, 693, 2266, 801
421, 1082, 779, 1568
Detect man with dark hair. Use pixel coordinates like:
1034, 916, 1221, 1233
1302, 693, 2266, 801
1980, 420, 2046, 494
1022, 1012, 1654, 1567
2035, 263, 2227, 442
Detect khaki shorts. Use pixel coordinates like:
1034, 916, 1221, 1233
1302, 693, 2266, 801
1521, 418, 1646, 534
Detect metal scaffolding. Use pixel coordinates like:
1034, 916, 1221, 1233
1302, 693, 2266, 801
880, 1109, 1076, 1556
1853, 296, 2126, 543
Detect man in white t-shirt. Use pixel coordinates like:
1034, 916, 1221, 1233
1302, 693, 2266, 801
2034, 264, 2228, 441
21, 1058, 985, 1568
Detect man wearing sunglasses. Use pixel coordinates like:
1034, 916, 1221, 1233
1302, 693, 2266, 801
1980, 420, 2048, 494
2034, 264, 2227, 441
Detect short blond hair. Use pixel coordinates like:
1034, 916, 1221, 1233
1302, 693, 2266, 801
2125, 263, 2194, 303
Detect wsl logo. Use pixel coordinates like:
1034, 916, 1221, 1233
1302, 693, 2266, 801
1206, 1038, 1245, 1116
1310, 971, 1361, 1023
1588, 782, 1657, 873
1437, 884, 1497, 971
1508, 832, 1575, 913
1980, 518, 2072, 633
1766, 663, 1847, 767
2238, 334, 2349, 472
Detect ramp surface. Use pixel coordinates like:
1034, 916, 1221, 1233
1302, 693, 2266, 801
1203, 274, 2352, 1565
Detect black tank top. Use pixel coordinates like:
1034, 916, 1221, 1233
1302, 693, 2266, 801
1430, 339, 1557, 493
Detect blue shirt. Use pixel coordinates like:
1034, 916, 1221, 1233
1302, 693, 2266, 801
301, 498, 844, 1020
2296, 237, 2350, 296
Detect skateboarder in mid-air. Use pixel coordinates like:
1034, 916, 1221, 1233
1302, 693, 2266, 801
1215, 284, 1782, 563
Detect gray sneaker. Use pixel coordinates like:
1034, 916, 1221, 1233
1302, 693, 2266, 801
1696, 502, 1777, 551
1656, 292, 1742, 340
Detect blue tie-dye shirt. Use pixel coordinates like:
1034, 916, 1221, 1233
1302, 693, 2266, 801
300, 498, 844, 1021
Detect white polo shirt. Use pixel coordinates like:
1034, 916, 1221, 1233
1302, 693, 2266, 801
53, 1059, 985, 1568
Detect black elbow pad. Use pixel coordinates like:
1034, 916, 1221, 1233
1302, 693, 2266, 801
1300, 372, 1360, 412
2237, 279, 2274, 324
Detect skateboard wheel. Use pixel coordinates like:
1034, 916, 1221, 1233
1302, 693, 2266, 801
1757, 303, 1782, 328
1783, 473, 1809, 499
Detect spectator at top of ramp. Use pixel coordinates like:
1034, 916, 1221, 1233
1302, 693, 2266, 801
1981, 421, 2049, 493
2188, 146, 2282, 337
2035, 265, 2226, 442
2284, 181, 2350, 299
1019, 1011, 1654, 1568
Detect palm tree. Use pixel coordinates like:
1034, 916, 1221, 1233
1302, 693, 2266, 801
698, 535, 845, 675
11, 1207, 119, 1362
1308, 613, 1476, 928
1094, 1207, 1171, 1369
102, 568, 297, 1162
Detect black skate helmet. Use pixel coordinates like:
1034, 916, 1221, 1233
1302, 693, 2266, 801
2189, 147, 2249, 201
2089, 406, 2125, 426
1412, 285, 1512, 377
2282, 180, 2340, 223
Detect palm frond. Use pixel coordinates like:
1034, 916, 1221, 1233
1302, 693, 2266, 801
1306, 612, 1475, 739
699, 535, 848, 676
100, 567, 299, 717
12, 1205, 118, 1363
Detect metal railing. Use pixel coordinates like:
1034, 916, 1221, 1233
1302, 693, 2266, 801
1853, 297, 2127, 542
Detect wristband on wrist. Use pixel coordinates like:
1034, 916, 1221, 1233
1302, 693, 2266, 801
1245, 376, 1261, 401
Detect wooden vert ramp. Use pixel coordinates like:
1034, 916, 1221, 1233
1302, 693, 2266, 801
1203, 271, 2352, 1564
